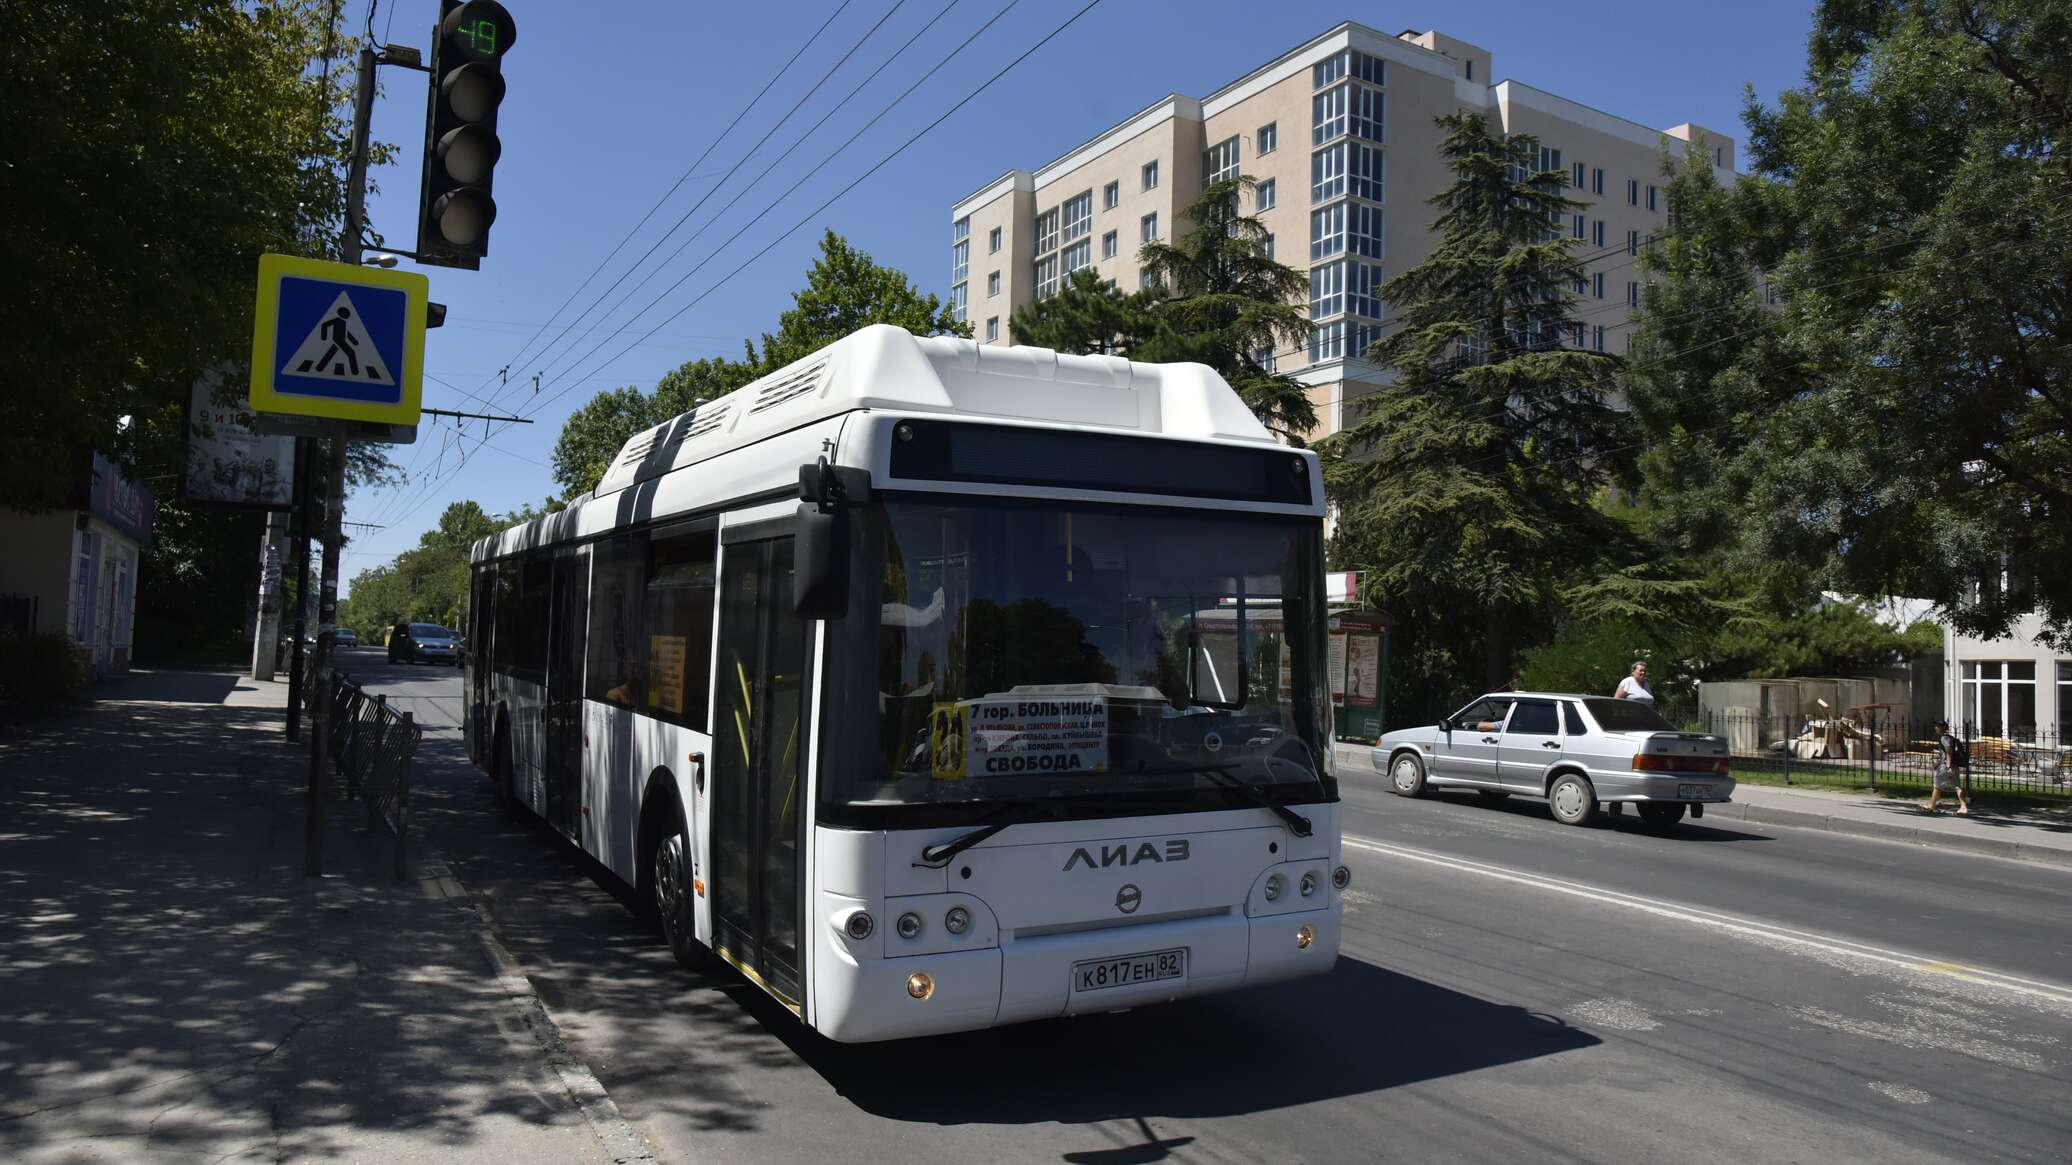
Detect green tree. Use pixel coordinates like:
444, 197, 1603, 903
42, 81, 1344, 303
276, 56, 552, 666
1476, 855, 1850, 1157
550, 386, 657, 499
1008, 269, 1162, 356
746, 230, 968, 372
1632, 0, 2072, 646
1321, 112, 1634, 707
1, 0, 387, 508
339, 500, 543, 639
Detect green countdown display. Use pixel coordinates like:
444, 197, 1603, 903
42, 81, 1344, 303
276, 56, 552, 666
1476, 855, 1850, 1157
444, 1, 516, 63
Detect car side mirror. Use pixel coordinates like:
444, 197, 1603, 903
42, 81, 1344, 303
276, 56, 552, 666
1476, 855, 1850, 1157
793, 458, 871, 619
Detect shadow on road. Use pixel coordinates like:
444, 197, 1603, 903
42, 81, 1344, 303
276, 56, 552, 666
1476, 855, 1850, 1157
1415, 788, 1774, 843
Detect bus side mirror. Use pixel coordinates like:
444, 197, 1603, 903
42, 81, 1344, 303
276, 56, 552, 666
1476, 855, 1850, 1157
794, 459, 869, 619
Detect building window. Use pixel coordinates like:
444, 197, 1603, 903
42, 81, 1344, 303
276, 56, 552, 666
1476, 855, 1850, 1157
1348, 85, 1384, 143
1103, 180, 1119, 210
987, 271, 1000, 297
1311, 319, 1345, 362
988, 226, 1001, 253
1628, 229, 1640, 257
1593, 271, 1605, 299
1034, 255, 1058, 300
1139, 266, 1160, 291
1348, 202, 1384, 258
1465, 58, 1474, 81
1034, 208, 1058, 255
1257, 121, 1277, 155
1206, 135, 1241, 184
1572, 161, 1585, 189
1593, 219, 1606, 248
1593, 167, 1605, 195
1309, 263, 1344, 319
952, 216, 969, 243
1593, 324, 1605, 351
1140, 212, 1159, 242
1647, 184, 1659, 211
1141, 160, 1159, 191
1311, 144, 1345, 202
1347, 142, 1383, 201
1572, 214, 1586, 240
1346, 261, 1384, 318
1062, 191, 1092, 242
1313, 85, 1347, 145
1062, 239, 1091, 275
950, 281, 967, 322
1256, 178, 1276, 211
1963, 660, 2038, 737
1263, 233, 1274, 259
1310, 203, 1345, 260
1101, 230, 1118, 259
951, 220, 969, 284
985, 317, 999, 342
1628, 178, 1640, 207
1627, 280, 1640, 307
1351, 50, 1384, 84
1314, 51, 1346, 88
2058, 661, 2071, 742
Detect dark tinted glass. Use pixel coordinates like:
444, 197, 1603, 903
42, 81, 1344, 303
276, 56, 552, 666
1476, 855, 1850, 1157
1563, 702, 1588, 735
643, 528, 716, 728
890, 419, 1312, 505
410, 623, 454, 637
586, 532, 647, 707
1584, 698, 1675, 732
1506, 699, 1558, 735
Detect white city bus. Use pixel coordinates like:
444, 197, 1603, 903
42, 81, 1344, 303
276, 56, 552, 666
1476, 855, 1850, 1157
464, 325, 1346, 1042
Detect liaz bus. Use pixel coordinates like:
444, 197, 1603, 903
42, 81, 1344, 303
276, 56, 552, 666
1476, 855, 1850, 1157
465, 325, 1346, 1042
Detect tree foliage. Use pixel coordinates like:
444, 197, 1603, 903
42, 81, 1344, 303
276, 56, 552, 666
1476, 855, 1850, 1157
339, 500, 546, 638
1010, 178, 1319, 443
1627, 0, 2072, 646
1320, 112, 1636, 710
551, 232, 956, 497
0, 0, 391, 508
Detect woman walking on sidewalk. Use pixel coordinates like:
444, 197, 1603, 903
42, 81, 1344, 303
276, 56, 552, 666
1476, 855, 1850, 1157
1930, 720, 1972, 816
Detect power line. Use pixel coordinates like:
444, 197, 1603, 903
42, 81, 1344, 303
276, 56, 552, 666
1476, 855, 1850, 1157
461, 0, 866, 411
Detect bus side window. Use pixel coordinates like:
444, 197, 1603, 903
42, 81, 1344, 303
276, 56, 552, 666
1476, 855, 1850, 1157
587, 532, 647, 708
643, 529, 717, 729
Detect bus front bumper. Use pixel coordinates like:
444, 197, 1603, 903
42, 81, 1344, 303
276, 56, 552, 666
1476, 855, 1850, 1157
813, 904, 1341, 1043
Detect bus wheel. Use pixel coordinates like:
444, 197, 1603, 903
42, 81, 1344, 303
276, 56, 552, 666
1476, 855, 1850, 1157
494, 733, 522, 820
653, 823, 708, 972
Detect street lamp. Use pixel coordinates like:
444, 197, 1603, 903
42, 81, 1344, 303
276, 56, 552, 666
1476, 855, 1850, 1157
362, 253, 401, 268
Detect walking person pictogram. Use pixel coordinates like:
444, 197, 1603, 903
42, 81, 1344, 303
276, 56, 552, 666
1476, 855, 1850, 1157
300, 306, 361, 377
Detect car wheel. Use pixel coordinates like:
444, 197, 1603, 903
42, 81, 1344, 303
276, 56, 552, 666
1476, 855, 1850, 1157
1476, 789, 1511, 802
1389, 752, 1427, 797
1637, 802, 1687, 830
1548, 773, 1598, 826
652, 816, 712, 973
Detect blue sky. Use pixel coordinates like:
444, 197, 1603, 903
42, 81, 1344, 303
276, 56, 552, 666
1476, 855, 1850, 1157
340, 0, 1818, 589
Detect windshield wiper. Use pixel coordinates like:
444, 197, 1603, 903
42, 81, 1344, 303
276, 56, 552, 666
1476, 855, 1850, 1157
1131, 764, 1313, 837
913, 800, 1054, 869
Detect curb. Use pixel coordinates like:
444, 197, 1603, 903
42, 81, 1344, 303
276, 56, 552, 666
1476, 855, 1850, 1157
419, 855, 663, 1164
1334, 744, 2072, 870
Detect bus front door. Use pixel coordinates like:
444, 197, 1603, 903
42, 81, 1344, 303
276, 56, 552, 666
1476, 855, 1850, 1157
711, 534, 806, 1007
543, 547, 590, 838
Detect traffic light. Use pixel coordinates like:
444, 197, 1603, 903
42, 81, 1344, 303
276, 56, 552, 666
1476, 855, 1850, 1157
416, 1, 516, 269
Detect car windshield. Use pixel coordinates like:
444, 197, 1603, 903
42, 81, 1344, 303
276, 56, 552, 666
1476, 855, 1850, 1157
410, 624, 454, 638
847, 499, 1330, 807
1584, 698, 1675, 732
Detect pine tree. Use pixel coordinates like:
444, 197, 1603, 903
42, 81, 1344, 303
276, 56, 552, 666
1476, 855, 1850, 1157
1321, 112, 1633, 699
1008, 269, 1161, 356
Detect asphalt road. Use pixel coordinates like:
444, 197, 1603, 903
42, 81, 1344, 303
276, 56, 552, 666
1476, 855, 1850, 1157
349, 652, 2072, 1165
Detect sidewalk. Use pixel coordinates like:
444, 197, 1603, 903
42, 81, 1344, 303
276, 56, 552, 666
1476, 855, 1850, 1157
0, 670, 623, 1164
1336, 743, 2072, 869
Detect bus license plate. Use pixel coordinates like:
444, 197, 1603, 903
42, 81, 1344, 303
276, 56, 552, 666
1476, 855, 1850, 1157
1678, 783, 1710, 799
1073, 949, 1185, 992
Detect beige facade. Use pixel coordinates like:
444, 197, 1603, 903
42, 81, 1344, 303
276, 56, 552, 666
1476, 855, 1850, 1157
948, 22, 1740, 441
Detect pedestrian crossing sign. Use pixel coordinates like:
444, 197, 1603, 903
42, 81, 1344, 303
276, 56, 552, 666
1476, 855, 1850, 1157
249, 253, 427, 426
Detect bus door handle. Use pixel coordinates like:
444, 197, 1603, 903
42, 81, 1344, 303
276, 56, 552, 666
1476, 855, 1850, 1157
689, 751, 705, 794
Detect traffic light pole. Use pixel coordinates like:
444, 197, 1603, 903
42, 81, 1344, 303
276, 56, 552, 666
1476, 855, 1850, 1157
305, 44, 378, 877
285, 435, 313, 741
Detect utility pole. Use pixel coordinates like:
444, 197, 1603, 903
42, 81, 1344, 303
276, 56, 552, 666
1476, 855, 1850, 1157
249, 510, 288, 680
285, 436, 313, 740
305, 44, 377, 877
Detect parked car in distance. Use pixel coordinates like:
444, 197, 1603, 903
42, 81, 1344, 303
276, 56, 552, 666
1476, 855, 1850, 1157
388, 622, 462, 666
335, 628, 359, 647
1374, 692, 1733, 828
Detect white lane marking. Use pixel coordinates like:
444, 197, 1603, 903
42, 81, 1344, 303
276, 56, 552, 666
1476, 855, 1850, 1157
1343, 835, 2072, 1011
1570, 998, 1660, 1032
1868, 1081, 1932, 1104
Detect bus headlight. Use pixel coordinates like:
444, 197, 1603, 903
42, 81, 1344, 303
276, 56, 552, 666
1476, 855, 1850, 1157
844, 911, 875, 941
1264, 873, 1286, 901
1332, 865, 1351, 890
1299, 871, 1319, 897
896, 911, 924, 940
944, 906, 972, 935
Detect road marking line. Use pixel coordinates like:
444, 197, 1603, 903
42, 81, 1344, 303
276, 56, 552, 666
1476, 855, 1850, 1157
1343, 834, 2072, 1008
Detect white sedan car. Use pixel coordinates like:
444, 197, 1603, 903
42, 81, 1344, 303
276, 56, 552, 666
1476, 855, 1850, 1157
1373, 692, 1734, 828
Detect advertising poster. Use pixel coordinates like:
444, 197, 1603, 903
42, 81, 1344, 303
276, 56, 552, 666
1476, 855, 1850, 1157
1345, 634, 1380, 709
965, 696, 1109, 776
186, 367, 295, 509
1327, 632, 1348, 702
929, 703, 968, 780
648, 635, 687, 715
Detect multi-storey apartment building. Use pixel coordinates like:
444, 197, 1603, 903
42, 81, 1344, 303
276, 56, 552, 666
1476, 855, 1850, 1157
948, 23, 1739, 441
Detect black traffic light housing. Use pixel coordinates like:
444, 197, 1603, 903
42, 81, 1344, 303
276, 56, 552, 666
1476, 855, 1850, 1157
415, 1, 516, 270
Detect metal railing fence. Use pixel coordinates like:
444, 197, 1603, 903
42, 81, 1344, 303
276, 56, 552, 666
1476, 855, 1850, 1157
1671, 709, 2070, 800
302, 653, 420, 841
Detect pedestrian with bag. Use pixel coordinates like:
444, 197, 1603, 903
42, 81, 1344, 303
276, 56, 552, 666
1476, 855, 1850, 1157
1930, 720, 1972, 816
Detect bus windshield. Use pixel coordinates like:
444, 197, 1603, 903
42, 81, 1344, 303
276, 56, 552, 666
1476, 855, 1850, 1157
853, 498, 1330, 808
